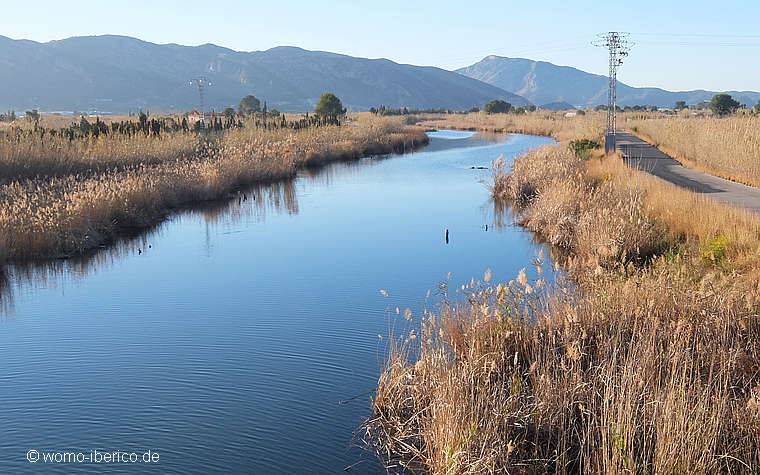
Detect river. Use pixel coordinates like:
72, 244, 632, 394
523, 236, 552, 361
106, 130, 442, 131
0, 130, 554, 473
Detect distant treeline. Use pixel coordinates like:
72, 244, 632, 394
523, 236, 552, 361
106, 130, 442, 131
594, 104, 661, 112
0, 110, 17, 122
0, 109, 345, 143
369, 106, 462, 116
369, 104, 539, 116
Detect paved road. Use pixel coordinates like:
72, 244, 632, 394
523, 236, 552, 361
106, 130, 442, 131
616, 132, 760, 214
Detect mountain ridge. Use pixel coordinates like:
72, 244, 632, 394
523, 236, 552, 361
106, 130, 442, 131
458, 55, 760, 108
0, 35, 530, 113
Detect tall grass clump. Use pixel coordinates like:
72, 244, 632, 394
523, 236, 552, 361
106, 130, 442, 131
368, 267, 760, 473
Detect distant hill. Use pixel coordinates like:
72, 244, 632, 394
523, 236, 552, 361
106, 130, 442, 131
458, 55, 760, 108
539, 101, 575, 111
0, 35, 530, 114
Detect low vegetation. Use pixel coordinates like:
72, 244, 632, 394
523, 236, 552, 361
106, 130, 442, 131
366, 113, 760, 473
0, 113, 426, 263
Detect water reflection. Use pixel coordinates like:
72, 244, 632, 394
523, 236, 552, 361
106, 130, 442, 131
0, 269, 11, 317
0, 134, 538, 314
492, 197, 572, 266
0, 179, 300, 314
0, 131, 557, 473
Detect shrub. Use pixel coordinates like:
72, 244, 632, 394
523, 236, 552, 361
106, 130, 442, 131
699, 234, 729, 263
569, 138, 600, 160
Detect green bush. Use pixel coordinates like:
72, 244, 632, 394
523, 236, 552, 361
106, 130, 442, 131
699, 235, 729, 263
569, 139, 600, 160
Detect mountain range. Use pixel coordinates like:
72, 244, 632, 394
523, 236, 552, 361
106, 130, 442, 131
1, 35, 758, 114
0, 35, 529, 114
458, 55, 760, 108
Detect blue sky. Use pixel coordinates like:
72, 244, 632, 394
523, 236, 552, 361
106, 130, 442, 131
2, 0, 758, 92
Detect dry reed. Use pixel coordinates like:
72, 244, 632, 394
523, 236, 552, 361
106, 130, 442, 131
416, 111, 606, 142
626, 115, 760, 188
367, 137, 760, 473
0, 114, 427, 263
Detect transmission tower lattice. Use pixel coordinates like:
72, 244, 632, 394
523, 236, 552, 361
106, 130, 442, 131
593, 32, 632, 153
189, 77, 212, 131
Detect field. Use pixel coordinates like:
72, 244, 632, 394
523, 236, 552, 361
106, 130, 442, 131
0, 113, 426, 263
367, 112, 760, 473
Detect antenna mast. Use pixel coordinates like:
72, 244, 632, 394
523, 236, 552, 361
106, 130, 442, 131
593, 32, 632, 153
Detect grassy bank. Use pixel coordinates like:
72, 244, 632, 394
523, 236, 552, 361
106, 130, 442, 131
0, 114, 427, 263
367, 118, 760, 472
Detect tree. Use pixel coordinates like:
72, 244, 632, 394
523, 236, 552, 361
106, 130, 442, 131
79, 116, 91, 134
754, 100, 760, 115
313, 93, 345, 118
223, 107, 236, 118
674, 101, 687, 111
138, 111, 149, 133
484, 99, 511, 114
710, 94, 741, 117
238, 95, 261, 115
25, 109, 40, 123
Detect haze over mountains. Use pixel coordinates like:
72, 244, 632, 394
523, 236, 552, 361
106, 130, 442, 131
458, 55, 760, 109
0, 35, 529, 114
1, 35, 757, 114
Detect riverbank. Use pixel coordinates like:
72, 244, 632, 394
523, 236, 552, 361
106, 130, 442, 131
0, 114, 427, 264
414, 110, 605, 141
368, 119, 760, 472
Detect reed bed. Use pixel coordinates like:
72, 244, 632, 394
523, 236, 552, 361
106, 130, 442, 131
627, 115, 760, 188
0, 131, 199, 180
416, 111, 606, 142
0, 114, 427, 262
367, 142, 760, 473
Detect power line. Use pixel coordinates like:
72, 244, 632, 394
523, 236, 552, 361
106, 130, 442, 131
593, 32, 632, 153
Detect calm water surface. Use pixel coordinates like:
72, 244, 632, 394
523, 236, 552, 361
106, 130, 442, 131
0, 131, 554, 473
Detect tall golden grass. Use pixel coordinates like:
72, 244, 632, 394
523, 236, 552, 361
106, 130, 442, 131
0, 114, 427, 263
416, 111, 606, 142
367, 124, 760, 472
626, 114, 760, 188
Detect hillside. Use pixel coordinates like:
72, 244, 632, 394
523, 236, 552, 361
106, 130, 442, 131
458, 55, 760, 108
0, 35, 529, 113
